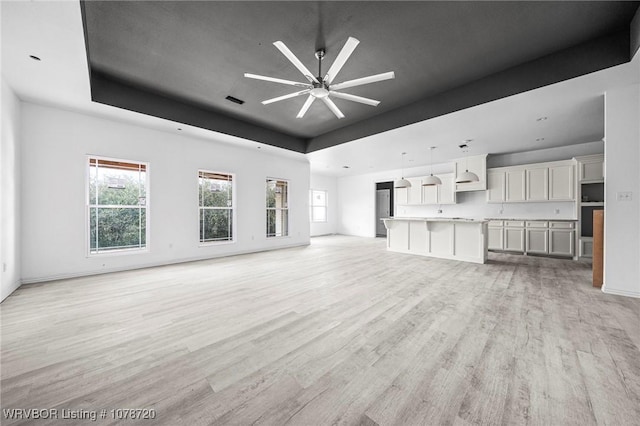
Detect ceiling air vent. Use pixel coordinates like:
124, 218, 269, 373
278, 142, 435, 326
225, 96, 245, 105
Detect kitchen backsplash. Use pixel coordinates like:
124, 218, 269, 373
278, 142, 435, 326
396, 190, 577, 220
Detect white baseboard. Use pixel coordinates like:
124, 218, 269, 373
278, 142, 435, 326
1, 279, 22, 303
602, 286, 640, 298
20, 242, 310, 285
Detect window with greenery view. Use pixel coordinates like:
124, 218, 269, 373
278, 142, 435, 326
88, 157, 148, 254
199, 171, 234, 243
309, 189, 327, 222
267, 179, 288, 237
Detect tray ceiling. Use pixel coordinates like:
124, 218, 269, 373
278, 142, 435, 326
81, 1, 640, 153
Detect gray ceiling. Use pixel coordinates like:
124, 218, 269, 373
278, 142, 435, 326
81, 1, 639, 153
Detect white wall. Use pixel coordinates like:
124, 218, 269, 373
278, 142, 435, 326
487, 140, 604, 168
1, 78, 22, 301
337, 142, 601, 237
310, 173, 338, 236
20, 103, 310, 283
337, 171, 384, 237
603, 83, 640, 298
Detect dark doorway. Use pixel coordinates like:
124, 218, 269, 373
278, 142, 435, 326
376, 182, 394, 237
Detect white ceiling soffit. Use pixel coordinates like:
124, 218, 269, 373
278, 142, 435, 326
308, 51, 640, 177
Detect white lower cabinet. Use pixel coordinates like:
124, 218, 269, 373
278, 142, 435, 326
489, 220, 575, 257
504, 224, 525, 252
580, 237, 593, 258
549, 229, 575, 256
488, 227, 504, 250
526, 228, 549, 253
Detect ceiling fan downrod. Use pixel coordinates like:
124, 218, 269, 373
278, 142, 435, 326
311, 48, 329, 98
315, 48, 325, 82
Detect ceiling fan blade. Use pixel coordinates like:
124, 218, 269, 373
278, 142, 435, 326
330, 91, 380, 106
296, 95, 316, 118
330, 71, 395, 91
321, 97, 345, 119
324, 37, 360, 86
262, 89, 311, 105
244, 73, 311, 88
273, 41, 319, 84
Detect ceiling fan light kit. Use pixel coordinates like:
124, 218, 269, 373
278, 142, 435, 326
245, 37, 395, 119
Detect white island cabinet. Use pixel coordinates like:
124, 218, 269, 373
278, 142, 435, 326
382, 218, 488, 264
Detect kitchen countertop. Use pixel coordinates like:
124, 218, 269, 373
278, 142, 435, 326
485, 218, 577, 221
384, 217, 487, 223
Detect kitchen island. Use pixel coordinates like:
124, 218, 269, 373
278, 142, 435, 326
382, 217, 488, 264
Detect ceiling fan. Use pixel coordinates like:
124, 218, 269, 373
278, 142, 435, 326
244, 37, 395, 119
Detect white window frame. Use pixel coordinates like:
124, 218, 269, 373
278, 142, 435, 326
198, 170, 236, 246
266, 178, 289, 238
309, 189, 328, 223
86, 155, 150, 256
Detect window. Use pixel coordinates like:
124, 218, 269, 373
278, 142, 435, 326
309, 189, 327, 222
88, 157, 148, 254
199, 171, 234, 243
266, 179, 288, 237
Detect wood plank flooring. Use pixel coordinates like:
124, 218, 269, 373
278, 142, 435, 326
1, 235, 639, 425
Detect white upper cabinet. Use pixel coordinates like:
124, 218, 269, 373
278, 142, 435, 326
421, 183, 438, 205
421, 173, 456, 205
396, 174, 456, 206
526, 167, 549, 201
576, 154, 604, 182
407, 177, 423, 204
438, 174, 456, 204
486, 159, 576, 203
506, 169, 526, 202
454, 154, 487, 192
549, 165, 575, 201
395, 186, 408, 206
486, 170, 506, 203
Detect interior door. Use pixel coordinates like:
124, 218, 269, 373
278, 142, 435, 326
376, 189, 391, 236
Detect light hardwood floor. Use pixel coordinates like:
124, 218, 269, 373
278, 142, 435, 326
1, 235, 639, 425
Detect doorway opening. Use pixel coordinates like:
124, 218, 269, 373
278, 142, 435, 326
376, 182, 394, 237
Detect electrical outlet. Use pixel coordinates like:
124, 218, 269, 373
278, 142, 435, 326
437, 209, 443, 214
2, 263, 6, 273
554, 208, 560, 214
499, 208, 503, 214
617, 191, 632, 201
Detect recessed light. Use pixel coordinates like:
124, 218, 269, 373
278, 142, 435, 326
342, 165, 350, 169
536, 116, 548, 122
29, 55, 41, 61
536, 137, 545, 142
